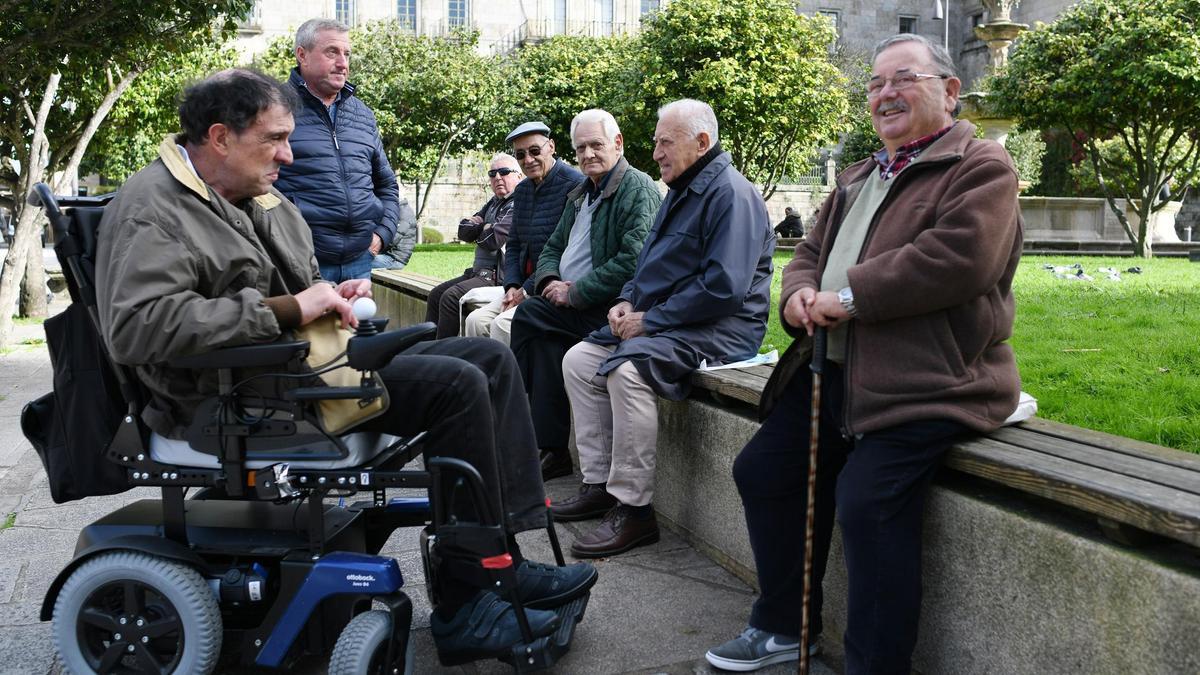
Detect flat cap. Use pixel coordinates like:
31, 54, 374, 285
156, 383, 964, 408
505, 121, 551, 144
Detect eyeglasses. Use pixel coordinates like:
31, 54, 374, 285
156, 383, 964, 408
488, 167, 517, 178
512, 139, 551, 161
866, 71, 949, 99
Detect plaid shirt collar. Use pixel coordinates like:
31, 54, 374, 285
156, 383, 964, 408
872, 124, 954, 180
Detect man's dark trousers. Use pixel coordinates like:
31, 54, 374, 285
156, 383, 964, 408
509, 295, 609, 452
732, 361, 967, 674
352, 336, 546, 535
426, 272, 493, 338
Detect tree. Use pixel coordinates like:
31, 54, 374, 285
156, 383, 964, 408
501, 35, 638, 164
84, 37, 242, 183
0, 0, 252, 347
614, 0, 848, 198
989, 0, 1200, 257
351, 24, 508, 219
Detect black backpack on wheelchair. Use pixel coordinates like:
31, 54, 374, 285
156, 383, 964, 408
21, 183, 588, 673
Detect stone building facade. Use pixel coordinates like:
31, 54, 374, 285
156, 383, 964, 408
234, 0, 662, 56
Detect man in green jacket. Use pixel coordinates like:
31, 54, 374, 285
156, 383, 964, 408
509, 108, 662, 481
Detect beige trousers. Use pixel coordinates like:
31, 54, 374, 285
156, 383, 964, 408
562, 341, 659, 506
463, 297, 516, 347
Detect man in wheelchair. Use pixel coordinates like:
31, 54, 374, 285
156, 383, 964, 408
93, 68, 596, 664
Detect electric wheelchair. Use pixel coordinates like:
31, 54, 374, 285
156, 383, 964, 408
21, 184, 589, 674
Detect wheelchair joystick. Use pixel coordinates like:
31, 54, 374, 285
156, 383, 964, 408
352, 297, 378, 337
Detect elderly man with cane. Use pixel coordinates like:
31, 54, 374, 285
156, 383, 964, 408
705, 33, 1023, 673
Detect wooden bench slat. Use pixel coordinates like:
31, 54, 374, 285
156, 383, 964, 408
690, 369, 768, 407
988, 427, 1200, 496
1016, 416, 1200, 472
372, 270, 442, 294
946, 437, 1200, 547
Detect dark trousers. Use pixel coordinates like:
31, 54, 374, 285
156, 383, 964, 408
732, 362, 967, 675
353, 336, 546, 535
509, 295, 609, 451
425, 272, 493, 339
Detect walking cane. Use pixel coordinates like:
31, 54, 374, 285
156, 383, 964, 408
799, 327, 827, 675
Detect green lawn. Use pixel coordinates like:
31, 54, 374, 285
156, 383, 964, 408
402, 245, 1200, 453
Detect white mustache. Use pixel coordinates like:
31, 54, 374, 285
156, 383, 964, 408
877, 101, 907, 115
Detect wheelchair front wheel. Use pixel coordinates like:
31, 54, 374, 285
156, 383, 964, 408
52, 551, 222, 674
329, 609, 411, 675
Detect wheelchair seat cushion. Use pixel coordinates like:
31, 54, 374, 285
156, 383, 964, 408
150, 432, 402, 470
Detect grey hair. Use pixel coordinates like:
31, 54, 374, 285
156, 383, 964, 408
295, 18, 350, 51
656, 99, 720, 146
490, 152, 520, 170
570, 109, 621, 146
871, 34, 958, 79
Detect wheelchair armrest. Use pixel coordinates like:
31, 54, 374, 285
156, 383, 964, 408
170, 341, 310, 370
347, 322, 436, 372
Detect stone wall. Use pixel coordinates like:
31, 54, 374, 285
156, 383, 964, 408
654, 397, 1200, 675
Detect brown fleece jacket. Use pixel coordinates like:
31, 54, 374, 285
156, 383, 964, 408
762, 121, 1024, 435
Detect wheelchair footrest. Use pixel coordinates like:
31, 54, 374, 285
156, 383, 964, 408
501, 592, 590, 673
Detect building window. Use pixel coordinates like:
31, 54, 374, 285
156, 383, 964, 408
597, 0, 613, 34
899, 15, 917, 34
448, 0, 469, 27
817, 9, 840, 37
237, 0, 263, 32
335, 0, 355, 26
397, 0, 416, 30
553, 0, 567, 34
641, 0, 659, 15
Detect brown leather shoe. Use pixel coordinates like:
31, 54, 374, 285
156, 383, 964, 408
540, 448, 574, 481
570, 504, 659, 558
549, 482, 617, 522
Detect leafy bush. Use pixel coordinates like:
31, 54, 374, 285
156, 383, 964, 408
1005, 129, 1046, 191
421, 227, 444, 244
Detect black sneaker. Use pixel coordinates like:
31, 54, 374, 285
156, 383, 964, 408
431, 591, 560, 666
516, 559, 598, 610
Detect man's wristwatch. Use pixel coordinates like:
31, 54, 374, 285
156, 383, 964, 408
837, 286, 858, 318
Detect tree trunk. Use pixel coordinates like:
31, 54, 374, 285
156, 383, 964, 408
19, 227, 47, 318
0, 206, 40, 348
0, 72, 59, 348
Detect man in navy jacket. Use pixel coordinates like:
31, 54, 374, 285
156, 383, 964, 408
275, 18, 402, 283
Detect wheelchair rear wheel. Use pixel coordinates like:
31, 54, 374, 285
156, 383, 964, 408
329, 609, 411, 675
51, 551, 222, 674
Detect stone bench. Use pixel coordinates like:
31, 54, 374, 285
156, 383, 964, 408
678, 366, 1200, 673
372, 270, 1200, 672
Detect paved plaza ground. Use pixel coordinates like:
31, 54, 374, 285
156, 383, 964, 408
0, 245, 833, 674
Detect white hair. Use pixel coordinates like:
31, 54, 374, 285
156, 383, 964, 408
657, 99, 719, 146
490, 152, 520, 170
569, 109, 621, 146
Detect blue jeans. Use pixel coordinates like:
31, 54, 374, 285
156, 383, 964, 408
732, 362, 968, 674
319, 250, 374, 284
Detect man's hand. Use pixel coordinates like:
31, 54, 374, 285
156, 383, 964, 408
783, 287, 817, 335
296, 283, 357, 329
615, 311, 646, 340
501, 286, 526, 311
607, 301, 633, 334
467, 215, 484, 225
542, 280, 572, 307
807, 291, 850, 330
369, 233, 383, 256
335, 278, 372, 301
